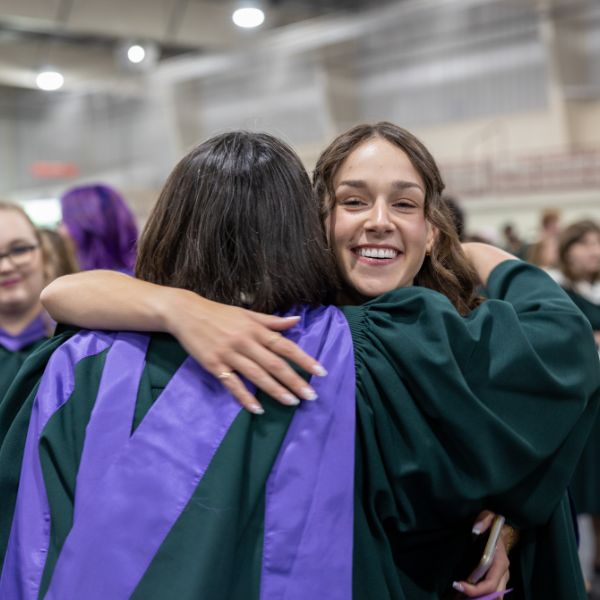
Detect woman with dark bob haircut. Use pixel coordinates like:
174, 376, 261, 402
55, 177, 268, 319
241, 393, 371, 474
2, 128, 599, 600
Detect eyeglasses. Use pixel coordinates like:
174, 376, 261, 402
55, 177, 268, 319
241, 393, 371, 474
0, 244, 40, 268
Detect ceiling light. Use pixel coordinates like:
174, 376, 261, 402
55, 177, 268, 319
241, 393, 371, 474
36, 70, 64, 91
232, 7, 265, 28
127, 44, 146, 64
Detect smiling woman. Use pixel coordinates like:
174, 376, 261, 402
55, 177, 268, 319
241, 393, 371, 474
314, 121, 480, 312
0, 203, 50, 405
326, 137, 433, 300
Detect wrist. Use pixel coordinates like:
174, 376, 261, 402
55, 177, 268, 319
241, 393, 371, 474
154, 285, 191, 334
160, 287, 211, 337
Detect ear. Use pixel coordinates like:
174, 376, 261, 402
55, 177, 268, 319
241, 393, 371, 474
426, 223, 438, 255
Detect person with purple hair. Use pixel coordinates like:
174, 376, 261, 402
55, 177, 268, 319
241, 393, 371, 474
60, 184, 138, 273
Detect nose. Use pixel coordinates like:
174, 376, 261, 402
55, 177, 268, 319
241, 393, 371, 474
0, 255, 15, 271
365, 199, 394, 234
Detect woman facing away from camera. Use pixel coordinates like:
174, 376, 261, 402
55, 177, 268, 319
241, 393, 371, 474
1, 127, 599, 600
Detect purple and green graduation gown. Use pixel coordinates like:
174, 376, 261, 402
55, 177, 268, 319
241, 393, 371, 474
561, 286, 600, 516
1, 261, 599, 600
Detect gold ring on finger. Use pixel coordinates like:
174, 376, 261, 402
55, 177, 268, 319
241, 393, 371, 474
266, 332, 282, 348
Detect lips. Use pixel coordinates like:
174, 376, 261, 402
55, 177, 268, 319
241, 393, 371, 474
0, 278, 22, 288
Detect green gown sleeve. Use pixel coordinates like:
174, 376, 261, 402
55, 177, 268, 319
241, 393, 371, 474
345, 260, 598, 599
343, 259, 600, 529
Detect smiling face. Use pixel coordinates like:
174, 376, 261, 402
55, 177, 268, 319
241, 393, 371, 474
0, 208, 45, 320
326, 137, 435, 301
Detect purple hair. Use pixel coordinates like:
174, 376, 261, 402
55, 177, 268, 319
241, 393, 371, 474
60, 184, 138, 272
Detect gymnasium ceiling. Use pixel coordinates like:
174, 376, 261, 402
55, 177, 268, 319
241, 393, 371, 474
0, 0, 395, 91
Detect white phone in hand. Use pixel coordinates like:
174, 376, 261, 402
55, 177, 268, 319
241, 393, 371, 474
467, 514, 505, 584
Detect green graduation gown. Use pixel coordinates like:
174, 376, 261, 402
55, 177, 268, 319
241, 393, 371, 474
1, 261, 599, 599
0, 315, 48, 407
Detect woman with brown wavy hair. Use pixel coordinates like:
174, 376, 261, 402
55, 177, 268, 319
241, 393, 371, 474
23, 125, 600, 599
313, 122, 481, 315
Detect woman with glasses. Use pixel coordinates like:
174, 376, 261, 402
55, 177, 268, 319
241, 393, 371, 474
0, 202, 51, 405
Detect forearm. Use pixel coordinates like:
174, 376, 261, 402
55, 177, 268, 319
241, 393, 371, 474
461, 242, 518, 286
41, 271, 193, 333
41, 271, 326, 412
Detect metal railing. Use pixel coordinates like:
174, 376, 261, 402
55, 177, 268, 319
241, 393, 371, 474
441, 149, 600, 196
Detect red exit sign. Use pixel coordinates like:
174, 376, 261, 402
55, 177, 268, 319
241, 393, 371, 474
30, 161, 79, 178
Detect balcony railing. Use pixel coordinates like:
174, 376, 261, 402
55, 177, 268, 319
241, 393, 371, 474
441, 149, 600, 196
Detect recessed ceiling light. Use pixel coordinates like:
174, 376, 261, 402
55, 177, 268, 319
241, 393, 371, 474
36, 70, 64, 91
127, 44, 146, 64
232, 7, 265, 28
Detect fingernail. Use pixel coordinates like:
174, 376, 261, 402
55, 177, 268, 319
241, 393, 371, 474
312, 365, 328, 377
249, 404, 265, 415
472, 522, 484, 535
301, 387, 318, 401
281, 393, 300, 406
452, 582, 464, 593
283, 315, 300, 320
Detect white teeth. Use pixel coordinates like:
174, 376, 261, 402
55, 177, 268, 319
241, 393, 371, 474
357, 247, 398, 259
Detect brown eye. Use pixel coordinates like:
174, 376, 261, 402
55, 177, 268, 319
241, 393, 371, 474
338, 197, 366, 208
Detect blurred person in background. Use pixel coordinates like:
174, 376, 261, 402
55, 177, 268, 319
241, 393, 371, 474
553, 220, 600, 345
526, 208, 561, 268
501, 223, 525, 258
548, 219, 600, 588
59, 184, 138, 274
0, 203, 53, 407
38, 228, 79, 281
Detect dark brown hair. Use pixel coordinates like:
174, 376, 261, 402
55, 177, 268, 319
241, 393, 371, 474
313, 122, 481, 314
558, 219, 600, 285
136, 132, 337, 312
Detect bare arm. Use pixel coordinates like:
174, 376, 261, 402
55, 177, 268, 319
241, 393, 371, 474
461, 242, 519, 286
41, 272, 326, 414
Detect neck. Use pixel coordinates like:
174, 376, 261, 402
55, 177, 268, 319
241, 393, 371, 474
0, 301, 44, 336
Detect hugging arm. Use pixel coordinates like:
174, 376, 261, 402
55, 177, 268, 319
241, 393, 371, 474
41, 271, 326, 414
42, 244, 514, 412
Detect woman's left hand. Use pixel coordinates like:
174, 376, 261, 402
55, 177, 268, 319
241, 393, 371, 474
452, 511, 510, 598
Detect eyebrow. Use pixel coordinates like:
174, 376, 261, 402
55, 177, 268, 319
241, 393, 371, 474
0, 238, 37, 252
337, 179, 424, 193
8, 238, 37, 245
